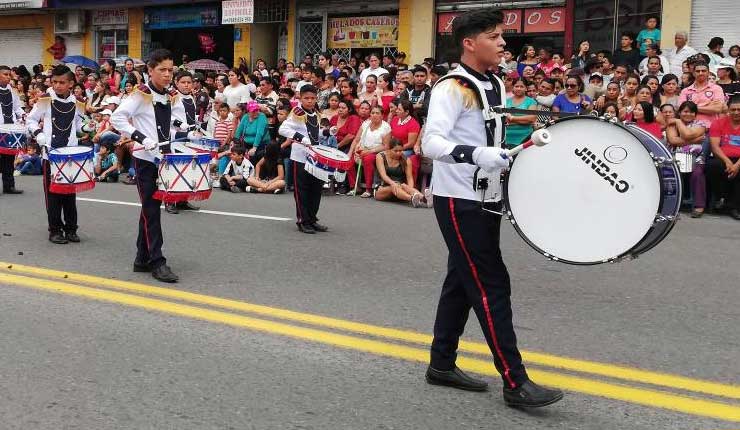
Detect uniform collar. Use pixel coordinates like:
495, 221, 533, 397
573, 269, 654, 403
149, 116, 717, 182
148, 83, 167, 95
179, 91, 193, 99
48, 89, 75, 103
460, 63, 493, 82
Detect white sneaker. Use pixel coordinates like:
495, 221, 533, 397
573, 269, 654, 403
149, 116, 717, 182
360, 191, 372, 198
424, 188, 433, 208
411, 192, 423, 208
13, 170, 21, 177
244, 186, 251, 193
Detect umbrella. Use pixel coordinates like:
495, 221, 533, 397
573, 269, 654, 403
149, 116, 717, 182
185, 59, 229, 72
62, 55, 99, 69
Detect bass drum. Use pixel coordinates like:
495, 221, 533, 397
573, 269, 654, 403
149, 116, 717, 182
503, 116, 681, 265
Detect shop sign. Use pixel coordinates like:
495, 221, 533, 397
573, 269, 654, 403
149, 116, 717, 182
222, 0, 253, 24
144, 6, 220, 30
523, 7, 565, 33
0, 0, 43, 9
437, 10, 521, 34
92, 9, 128, 26
328, 16, 398, 49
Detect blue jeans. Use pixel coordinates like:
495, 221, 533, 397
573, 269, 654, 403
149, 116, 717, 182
18, 159, 42, 175
320, 135, 338, 148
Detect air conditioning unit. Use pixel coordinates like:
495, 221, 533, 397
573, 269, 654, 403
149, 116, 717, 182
55, 11, 85, 34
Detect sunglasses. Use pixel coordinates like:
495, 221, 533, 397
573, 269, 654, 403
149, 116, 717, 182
565, 84, 578, 88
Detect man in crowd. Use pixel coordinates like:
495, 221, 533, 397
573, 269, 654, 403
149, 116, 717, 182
401, 66, 431, 125
708, 95, 740, 220
665, 31, 698, 76
679, 62, 725, 128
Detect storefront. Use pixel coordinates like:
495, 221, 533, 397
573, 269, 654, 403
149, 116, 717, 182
295, 0, 399, 62
0, 0, 48, 67
92, 9, 129, 62
572, 0, 662, 54
435, 1, 567, 65
144, 3, 234, 65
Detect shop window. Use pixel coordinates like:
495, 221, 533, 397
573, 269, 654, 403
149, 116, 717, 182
573, 0, 661, 54
98, 30, 129, 61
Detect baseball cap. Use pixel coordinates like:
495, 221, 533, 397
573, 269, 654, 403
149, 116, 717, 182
589, 72, 603, 81
247, 101, 260, 112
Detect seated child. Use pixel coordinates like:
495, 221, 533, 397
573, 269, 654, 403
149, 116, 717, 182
94, 142, 119, 182
246, 142, 286, 194
14, 143, 42, 175
220, 146, 254, 193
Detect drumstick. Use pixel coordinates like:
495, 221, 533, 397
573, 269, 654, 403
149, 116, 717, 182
503, 128, 552, 158
132, 138, 190, 152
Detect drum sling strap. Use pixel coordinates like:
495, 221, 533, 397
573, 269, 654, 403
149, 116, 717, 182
0, 88, 13, 124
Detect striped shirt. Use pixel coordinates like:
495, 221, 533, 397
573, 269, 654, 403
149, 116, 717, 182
213, 118, 233, 144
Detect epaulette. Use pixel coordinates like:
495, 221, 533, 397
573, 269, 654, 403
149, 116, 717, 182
137, 84, 151, 94
167, 86, 178, 97
36, 94, 51, 105
75, 98, 86, 111
292, 106, 305, 116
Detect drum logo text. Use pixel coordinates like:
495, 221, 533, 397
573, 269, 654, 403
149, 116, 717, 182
574, 147, 630, 193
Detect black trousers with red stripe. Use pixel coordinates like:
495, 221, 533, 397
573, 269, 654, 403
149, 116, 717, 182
42, 160, 77, 234
134, 159, 166, 269
292, 161, 323, 226
430, 196, 527, 389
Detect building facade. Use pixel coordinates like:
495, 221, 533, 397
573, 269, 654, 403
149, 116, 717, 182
0, 0, 735, 70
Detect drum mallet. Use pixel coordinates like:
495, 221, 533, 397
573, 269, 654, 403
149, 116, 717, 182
503, 128, 552, 158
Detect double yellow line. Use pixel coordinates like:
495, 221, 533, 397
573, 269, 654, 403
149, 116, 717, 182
1, 261, 739, 422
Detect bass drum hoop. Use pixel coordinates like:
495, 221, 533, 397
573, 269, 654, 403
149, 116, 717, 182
501, 115, 681, 265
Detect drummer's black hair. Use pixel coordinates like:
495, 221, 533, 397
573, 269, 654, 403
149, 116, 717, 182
299, 84, 317, 95
147, 49, 174, 68
452, 8, 504, 48
51, 65, 74, 81
175, 70, 192, 82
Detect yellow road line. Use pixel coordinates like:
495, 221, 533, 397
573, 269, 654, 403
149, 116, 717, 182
1, 272, 739, 422
2, 261, 740, 401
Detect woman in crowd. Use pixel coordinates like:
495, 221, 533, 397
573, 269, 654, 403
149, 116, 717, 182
224, 68, 251, 110
215, 76, 227, 101
390, 99, 421, 186
595, 81, 623, 115
378, 73, 395, 117
571, 40, 593, 71
660, 103, 677, 125
357, 74, 381, 108
729, 45, 740, 60
634, 85, 665, 124
101, 59, 121, 95
72, 83, 87, 103
552, 76, 592, 114
121, 74, 137, 100
620, 74, 641, 110
356, 101, 371, 122
665, 101, 707, 217
660, 74, 681, 108
517, 45, 539, 76
603, 102, 620, 118
247, 142, 286, 194
521, 65, 536, 82
681, 71, 695, 89
87, 81, 107, 115
318, 52, 339, 80
505, 77, 537, 148
339, 79, 358, 105
641, 75, 662, 107
120, 59, 141, 92
235, 101, 270, 159
374, 139, 430, 208
322, 93, 341, 121
331, 100, 362, 153
348, 105, 391, 197
631, 101, 663, 140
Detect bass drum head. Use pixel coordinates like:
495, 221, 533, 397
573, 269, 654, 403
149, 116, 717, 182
504, 117, 660, 264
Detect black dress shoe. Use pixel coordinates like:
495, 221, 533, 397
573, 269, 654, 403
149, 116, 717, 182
731, 209, 740, 220
133, 261, 151, 272
503, 380, 564, 408
3, 188, 23, 194
177, 201, 200, 210
49, 232, 68, 244
310, 222, 328, 232
65, 232, 80, 243
425, 366, 488, 392
151, 264, 179, 283
297, 224, 316, 234
165, 203, 179, 214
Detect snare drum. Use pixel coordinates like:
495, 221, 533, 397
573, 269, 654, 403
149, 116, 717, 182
0, 124, 28, 155
503, 116, 681, 265
186, 137, 221, 157
673, 151, 695, 173
304, 145, 353, 183
153, 146, 213, 203
48, 146, 96, 194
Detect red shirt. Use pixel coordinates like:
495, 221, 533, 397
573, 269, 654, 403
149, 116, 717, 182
710, 116, 740, 158
635, 121, 663, 140
330, 114, 361, 143
390, 115, 421, 149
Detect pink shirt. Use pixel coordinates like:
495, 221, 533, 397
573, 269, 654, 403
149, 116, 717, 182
678, 82, 725, 128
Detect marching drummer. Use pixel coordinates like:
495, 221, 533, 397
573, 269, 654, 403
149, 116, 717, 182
26, 65, 87, 244
165, 69, 201, 215
421, 8, 563, 407
0, 65, 25, 195
110, 49, 199, 283
278, 84, 328, 234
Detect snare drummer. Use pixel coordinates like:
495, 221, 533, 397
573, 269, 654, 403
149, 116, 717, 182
278, 84, 328, 234
110, 49, 199, 283
26, 66, 86, 244
422, 8, 563, 407
0, 65, 25, 195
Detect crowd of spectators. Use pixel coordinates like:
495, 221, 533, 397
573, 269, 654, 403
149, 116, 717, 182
4, 20, 740, 217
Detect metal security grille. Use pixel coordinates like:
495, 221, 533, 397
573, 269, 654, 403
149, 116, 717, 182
254, 0, 289, 23
328, 48, 351, 61
298, 20, 324, 60
383, 47, 399, 58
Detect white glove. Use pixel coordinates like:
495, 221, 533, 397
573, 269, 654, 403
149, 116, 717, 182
35, 132, 47, 146
301, 137, 312, 146
142, 138, 158, 151
188, 130, 203, 141
473, 147, 510, 173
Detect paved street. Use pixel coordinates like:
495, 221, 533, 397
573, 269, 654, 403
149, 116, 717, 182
0, 175, 738, 429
